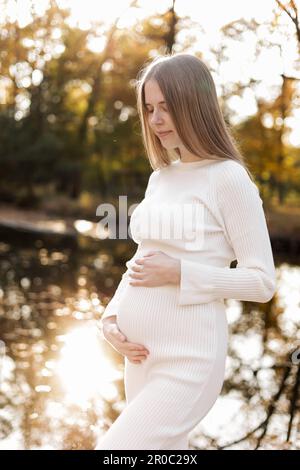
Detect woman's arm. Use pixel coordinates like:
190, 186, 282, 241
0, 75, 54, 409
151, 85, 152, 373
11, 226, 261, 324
178, 162, 276, 306
100, 269, 131, 321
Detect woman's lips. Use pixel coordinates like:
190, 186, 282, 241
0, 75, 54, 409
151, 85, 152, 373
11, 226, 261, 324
157, 131, 172, 138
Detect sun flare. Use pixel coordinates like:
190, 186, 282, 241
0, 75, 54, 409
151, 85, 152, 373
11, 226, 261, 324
57, 324, 122, 406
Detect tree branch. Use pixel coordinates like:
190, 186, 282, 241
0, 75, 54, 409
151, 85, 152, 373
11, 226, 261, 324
217, 365, 291, 450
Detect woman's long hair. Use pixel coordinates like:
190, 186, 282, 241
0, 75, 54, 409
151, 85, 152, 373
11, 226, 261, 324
134, 53, 250, 175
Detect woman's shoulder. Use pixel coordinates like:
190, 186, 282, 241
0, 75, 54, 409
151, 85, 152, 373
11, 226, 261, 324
148, 167, 161, 182
212, 158, 246, 172
212, 158, 252, 183
212, 159, 260, 202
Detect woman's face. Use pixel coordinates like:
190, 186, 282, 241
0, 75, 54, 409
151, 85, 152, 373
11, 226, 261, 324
144, 79, 181, 150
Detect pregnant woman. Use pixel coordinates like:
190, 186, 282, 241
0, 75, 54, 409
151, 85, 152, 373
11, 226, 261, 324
96, 53, 276, 450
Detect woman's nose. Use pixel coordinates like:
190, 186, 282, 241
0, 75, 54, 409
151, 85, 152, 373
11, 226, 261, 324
150, 109, 164, 125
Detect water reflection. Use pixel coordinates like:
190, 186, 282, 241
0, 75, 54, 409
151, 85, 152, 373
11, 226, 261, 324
57, 325, 121, 405
0, 234, 299, 449
0, 236, 132, 449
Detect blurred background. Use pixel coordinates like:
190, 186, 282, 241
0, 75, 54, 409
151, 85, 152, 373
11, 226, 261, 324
0, 0, 300, 450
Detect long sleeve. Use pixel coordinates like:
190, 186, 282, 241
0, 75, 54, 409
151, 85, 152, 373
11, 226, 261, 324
100, 169, 158, 322
178, 162, 276, 306
101, 266, 132, 321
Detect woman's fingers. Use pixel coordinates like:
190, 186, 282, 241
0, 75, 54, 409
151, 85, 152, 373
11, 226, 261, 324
122, 343, 150, 361
130, 265, 143, 272
106, 323, 126, 342
130, 349, 148, 357
128, 355, 148, 364
107, 334, 149, 357
102, 321, 150, 362
129, 272, 144, 279
127, 343, 150, 354
131, 354, 147, 360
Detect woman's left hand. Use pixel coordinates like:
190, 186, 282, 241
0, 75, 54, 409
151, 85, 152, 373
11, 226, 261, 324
129, 251, 180, 287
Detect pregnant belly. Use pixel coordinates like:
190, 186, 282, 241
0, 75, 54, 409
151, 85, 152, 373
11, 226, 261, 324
116, 284, 178, 344
115, 282, 220, 342
116, 283, 227, 366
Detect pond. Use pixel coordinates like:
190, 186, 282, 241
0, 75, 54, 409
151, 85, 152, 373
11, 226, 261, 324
0, 231, 299, 450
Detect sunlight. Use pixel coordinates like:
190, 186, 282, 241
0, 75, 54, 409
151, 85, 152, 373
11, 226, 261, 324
3, 0, 300, 144
74, 219, 107, 239
57, 0, 141, 29
57, 324, 122, 407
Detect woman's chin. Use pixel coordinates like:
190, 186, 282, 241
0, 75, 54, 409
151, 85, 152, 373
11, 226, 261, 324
162, 142, 175, 150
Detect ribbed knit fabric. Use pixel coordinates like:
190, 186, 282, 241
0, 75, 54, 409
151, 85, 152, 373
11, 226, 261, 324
96, 158, 276, 450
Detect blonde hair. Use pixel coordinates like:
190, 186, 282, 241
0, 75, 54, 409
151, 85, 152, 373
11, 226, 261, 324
134, 52, 250, 175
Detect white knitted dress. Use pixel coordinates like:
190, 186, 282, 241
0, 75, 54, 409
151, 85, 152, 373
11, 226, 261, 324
96, 158, 276, 450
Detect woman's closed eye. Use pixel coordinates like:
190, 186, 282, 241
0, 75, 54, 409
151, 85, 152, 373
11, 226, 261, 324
146, 107, 168, 114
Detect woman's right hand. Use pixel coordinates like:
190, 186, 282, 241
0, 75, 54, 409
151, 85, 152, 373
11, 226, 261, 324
101, 315, 150, 364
